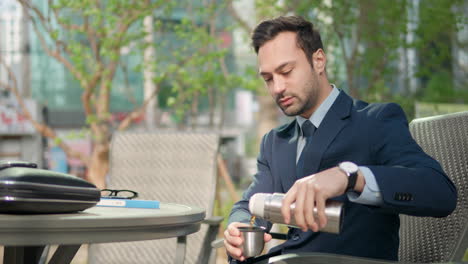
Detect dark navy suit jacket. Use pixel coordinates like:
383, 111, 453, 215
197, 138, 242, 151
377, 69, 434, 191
228, 91, 457, 261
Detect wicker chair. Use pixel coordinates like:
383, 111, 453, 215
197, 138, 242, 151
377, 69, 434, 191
398, 111, 468, 262
242, 111, 468, 264
88, 131, 222, 264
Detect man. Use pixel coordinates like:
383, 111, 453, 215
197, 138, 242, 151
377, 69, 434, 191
224, 16, 457, 262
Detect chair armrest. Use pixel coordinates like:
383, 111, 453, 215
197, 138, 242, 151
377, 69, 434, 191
211, 238, 225, 248
202, 216, 224, 226
197, 216, 224, 264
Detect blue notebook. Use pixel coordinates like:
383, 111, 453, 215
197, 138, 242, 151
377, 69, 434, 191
96, 198, 160, 209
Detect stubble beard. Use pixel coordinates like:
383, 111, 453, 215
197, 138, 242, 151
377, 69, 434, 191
278, 77, 319, 117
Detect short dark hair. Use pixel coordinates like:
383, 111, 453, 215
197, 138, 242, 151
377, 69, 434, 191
251, 16, 324, 66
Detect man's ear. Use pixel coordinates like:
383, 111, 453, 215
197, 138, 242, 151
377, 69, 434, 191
312, 49, 326, 75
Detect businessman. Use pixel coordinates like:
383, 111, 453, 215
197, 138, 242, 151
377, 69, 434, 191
224, 16, 457, 262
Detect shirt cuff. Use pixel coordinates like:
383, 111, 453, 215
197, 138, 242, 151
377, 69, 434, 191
347, 166, 383, 206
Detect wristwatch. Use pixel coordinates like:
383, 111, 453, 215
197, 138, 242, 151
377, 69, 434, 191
338, 161, 359, 192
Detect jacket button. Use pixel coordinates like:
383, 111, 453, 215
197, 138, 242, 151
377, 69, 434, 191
292, 234, 300, 241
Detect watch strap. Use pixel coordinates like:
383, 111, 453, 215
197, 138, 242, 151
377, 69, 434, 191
346, 170, 358, 192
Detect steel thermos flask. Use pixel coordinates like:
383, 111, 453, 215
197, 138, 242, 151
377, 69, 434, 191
249, 192, 344, 234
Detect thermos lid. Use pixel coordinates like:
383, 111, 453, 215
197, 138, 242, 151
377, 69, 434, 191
249, 193, 267, 218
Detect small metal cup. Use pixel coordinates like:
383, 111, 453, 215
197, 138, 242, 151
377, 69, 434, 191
238, 226, 265, 258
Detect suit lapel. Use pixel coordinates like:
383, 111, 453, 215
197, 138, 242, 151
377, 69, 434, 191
300, 91, 353, 178
276, 120, 299, 192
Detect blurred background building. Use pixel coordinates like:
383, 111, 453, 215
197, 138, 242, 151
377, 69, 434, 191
0, 0, 43, 167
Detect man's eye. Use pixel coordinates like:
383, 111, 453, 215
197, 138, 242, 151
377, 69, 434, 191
264, 77, 272, 82
283, 70, 292, 75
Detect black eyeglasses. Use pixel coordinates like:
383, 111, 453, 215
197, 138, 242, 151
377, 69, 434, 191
101, 189, 138, 199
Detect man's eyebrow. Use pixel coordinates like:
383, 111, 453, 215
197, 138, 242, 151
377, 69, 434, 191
259, 61, 295, 76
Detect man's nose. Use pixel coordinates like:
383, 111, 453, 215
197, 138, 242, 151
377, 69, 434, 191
272, 77, 286, 95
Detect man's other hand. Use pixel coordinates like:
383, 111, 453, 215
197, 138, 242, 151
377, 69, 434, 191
224, 222, 272, 261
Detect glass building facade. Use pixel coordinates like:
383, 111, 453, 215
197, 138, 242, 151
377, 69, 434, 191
25, 1, 234, 115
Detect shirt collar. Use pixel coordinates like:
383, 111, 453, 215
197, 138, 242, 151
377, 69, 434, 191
296, 84, 340, 131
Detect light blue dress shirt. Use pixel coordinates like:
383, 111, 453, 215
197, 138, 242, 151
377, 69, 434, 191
296, 85, 383, 206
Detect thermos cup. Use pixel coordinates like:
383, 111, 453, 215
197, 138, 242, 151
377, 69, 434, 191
238, 226, 265, 257
249, 192, 344, 234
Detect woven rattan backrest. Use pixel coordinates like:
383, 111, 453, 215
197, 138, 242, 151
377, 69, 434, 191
89, 131, 219, 264
399, 111, 468, 262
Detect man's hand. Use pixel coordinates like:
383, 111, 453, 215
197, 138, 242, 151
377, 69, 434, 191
224, 222, 272, 261
282, 166, 358, 232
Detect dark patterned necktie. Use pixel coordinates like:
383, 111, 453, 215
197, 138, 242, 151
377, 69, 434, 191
296, 120, 316, 179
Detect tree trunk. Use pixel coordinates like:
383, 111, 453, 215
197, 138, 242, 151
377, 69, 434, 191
257, 94, 278, 146
347, 62, 359, 98
208, 86, 216, 128
191, 91, 199, 129
87, 143, 110, 189
143, 15, 158, 129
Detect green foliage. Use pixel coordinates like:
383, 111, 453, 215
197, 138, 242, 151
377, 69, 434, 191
144, 0, 249, 126
241, 66, 264, 93
421, 71, 455, 102
64, 127, 90, 140
28, 0, 466, 131
244, 131, 260, 158
214, 195, 236, 230
53, 137, 62, 145
253, 0, 466, 108
414, 0, 467, 108
25, 0, 254, 130
85, 114, 98, 125
390, 95, 417, 121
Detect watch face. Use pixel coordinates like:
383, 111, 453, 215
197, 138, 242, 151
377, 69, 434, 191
340, 162, 358, 173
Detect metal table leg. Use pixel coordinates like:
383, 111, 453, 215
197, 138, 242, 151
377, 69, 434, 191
48, 245, 81, 264
175, 236, 187, 264
4, 246, 45, 264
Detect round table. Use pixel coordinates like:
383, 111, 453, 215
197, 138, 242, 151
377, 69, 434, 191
0, 203, 205, 264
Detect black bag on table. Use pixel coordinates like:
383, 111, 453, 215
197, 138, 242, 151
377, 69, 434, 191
0, 161, 101, 214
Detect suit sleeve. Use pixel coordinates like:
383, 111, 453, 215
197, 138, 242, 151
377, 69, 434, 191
366, 103, 457, 217
228, 132, 275, 230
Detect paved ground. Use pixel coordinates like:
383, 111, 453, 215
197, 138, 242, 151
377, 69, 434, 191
0, 245, 227, 263
0, 242, 275, 263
